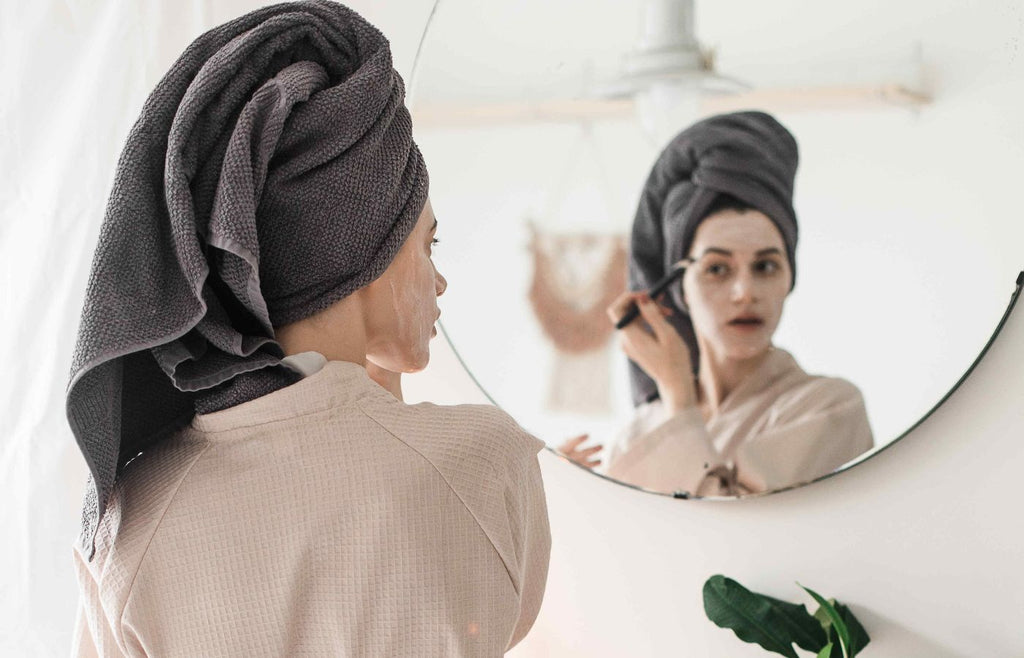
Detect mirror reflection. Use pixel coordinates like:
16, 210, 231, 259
559, 110, 873, 495
412, 0, 1023, 495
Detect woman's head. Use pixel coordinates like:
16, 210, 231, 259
626, 112, 800, 403
360, 199, 447, 372
274, 197, 448, 373
68, 2, 435, 554
681, 199, 792, 361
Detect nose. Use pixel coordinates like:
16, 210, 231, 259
435, 265, 448, 297
730, 270, 755, 304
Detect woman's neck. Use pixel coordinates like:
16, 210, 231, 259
273, 296, 404, 402
696, 339, 774, 414
274, 296, 368, 367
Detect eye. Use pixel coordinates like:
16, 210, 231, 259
431, 237, 440, 246
753, 259, 780, 275
704, 262, 730, 277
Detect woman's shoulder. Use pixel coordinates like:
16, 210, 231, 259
788, 374, 864, 402
768, 367, 869, 429
363, 397, 544, 460
357, 400, 548, 561
772, 351, 866, 407
81, 429, 211, 595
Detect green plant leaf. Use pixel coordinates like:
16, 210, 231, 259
816, 642, 834, 658
829, 603, 870, 657
812, 601, 834, 632
801, 585, 851, 658
704, 576, 816, 658
811, 598, 871, 657
760, 594, 829, 652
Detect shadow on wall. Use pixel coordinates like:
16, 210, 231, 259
853, 609, 963, 658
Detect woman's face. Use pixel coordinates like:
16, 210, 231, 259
362, 199, 447, 373
681, 208, 792, 361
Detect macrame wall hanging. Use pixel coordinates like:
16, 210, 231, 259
525, 123, 628, 415
528, 228, 626, 354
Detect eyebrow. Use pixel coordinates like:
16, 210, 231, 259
700, 247, 783, 258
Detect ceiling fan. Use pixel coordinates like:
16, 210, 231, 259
412, 0, 930, 129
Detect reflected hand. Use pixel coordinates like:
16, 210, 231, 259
608, 291, 696, 414
558, 434, 602, 470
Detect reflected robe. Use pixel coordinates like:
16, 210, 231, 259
72, 360, 549, 657
604, 349, 873, 495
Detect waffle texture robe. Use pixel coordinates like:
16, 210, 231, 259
72, 360, 550, 656
605, 349, 873, 495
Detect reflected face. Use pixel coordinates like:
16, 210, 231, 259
682, 209, 792, 361
362, 199, 448, 372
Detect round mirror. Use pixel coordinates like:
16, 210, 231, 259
410, 0, 1024, 496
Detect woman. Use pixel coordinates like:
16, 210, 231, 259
562, 111, 873, 495
67, 3, 548, 656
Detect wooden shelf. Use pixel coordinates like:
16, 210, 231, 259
412, 84, 931, 128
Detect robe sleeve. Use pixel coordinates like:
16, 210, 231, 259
504, 437, 551, 651
734, 378, 874, 492
72, 546, 133, 658
395, 403, 552, 652
604, 405, 725, 495
465, 408, 551, 652
71, 599, 102, 658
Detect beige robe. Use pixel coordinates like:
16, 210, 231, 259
72, 359, 550, 657
605, 349, 873, 496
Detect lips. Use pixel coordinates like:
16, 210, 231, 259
728, 315, 764, 328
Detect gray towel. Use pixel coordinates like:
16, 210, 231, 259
628, 111, 798, 405
66, 0, 427, 557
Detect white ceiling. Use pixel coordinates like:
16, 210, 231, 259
410, 0, 1023, 104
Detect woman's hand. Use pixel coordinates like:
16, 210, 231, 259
608, 291, 697, 414
558, 434, 603, 469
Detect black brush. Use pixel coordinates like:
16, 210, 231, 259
614, 258, 693, 330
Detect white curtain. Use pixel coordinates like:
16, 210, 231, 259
1, 3, 209, 653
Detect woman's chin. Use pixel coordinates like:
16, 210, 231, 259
367, 344, 430, 374
404, 344, 432, 373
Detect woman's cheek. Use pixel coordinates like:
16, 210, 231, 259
688, 292, 717, 332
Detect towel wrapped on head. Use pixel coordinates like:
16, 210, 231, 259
66, 0, 427, 556
628, 111, 799, 406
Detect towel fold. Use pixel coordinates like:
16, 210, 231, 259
67, 0, 427, 557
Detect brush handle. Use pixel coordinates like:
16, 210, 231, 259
614, 305, 643, 330
614, 265, 687, 330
